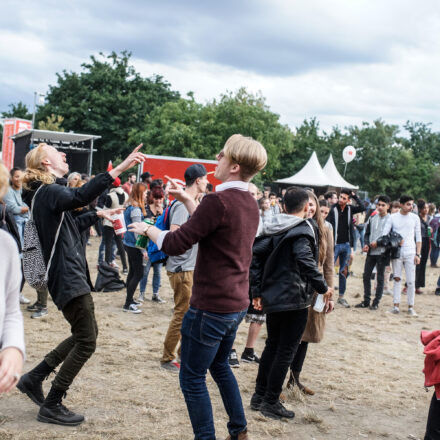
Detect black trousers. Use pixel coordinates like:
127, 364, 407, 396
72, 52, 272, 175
124, 245, 144, 307
290, 341, 309, 373
416, 237, 430, 288
103, 225, 127, 271
425, 392, 440, 440
255, 308, 308, 404
44, 294, 98, 391
363, 254, 387, 304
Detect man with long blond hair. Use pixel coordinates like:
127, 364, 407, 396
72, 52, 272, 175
17, 143, 147, 426
129, 134, 267, 440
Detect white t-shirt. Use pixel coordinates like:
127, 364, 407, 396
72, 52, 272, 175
384, 212, 421, 254
0, 230, 25, 356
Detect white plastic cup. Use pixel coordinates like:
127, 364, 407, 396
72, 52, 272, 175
313, 294, 325, 313
112, 213, 126, 235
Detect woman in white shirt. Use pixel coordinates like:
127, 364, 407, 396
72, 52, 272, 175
0, 161, 25, 393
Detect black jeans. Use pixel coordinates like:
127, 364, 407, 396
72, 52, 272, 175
255, 308, 308, 404
103, 225, 127, 271
44, 294, 98, 391
363, 253, 387, 305
290, 341, 309, 373
416, 237, 430, 288
425, 392, 440, 440
124, 245, 144, 307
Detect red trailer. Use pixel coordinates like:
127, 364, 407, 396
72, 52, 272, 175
142, 154, 221, 188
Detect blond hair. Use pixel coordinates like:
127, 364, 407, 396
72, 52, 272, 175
223, 134, 267, 181
22, 143, 55, 189
0, 161, 10, 200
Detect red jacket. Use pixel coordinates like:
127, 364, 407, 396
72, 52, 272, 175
421, 330, 440, 398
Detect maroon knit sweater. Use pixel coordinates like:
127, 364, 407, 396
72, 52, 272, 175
162, 189, 259, 313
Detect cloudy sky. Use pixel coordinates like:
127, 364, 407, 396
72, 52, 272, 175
1, 0, 440, 133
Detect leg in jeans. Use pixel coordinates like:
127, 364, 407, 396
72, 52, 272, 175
424, 392, 440, 440
103, 226, 114, 264
44, 294, 98, 391
124, 245, 144, 307
37, 289, 48, 308
256, 308, 309, 404
335, 243, 350, 296
374, 256, 387, 304
162, 271, 193, 363
430, 242, 439, 266
362, 254, 377, 304
179, 307, 247, 440
392, 257, 404, 305
403, 254, 416, 307
152, 262, 162, 294
140, 260, 151, 294
113, 231, 127, 271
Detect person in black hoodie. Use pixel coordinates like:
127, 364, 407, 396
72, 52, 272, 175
17, 142, 146, 426
249, 187, 332, 420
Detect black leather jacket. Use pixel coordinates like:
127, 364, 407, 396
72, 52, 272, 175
250, 219, 328, 314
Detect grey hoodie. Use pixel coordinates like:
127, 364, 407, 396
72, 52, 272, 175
259, 213, 313, 238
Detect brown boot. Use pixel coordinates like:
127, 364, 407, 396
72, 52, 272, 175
292, 370, 315, 396
225, 429, 249, 440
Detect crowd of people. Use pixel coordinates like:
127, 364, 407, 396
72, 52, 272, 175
0, 135, 439, 439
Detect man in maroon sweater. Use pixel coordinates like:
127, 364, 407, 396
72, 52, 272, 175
129, 134, 267, 440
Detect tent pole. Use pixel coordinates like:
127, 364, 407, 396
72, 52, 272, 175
343, 162, 347, 177
88, 139, 94, 176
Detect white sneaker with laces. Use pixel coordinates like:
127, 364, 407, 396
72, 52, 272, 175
407, 308, 418, 317
387, 306, 400, 314
123, 304, 142, 314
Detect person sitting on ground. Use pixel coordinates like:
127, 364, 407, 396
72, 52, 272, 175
250, 187, 333, 421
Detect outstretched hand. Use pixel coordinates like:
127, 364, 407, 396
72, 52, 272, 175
97, 208, 125, 222
109, 144, 147, 179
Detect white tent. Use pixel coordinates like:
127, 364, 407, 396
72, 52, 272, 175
322, 154, 358, 189
276, 151, 332, 187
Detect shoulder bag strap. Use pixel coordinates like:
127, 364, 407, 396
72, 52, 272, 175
45, 211, 64, 280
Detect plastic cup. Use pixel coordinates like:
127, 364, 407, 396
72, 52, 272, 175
112, 213, 126, 235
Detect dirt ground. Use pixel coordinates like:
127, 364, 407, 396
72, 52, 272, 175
0, 236, 438, 440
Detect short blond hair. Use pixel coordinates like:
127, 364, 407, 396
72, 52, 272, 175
223, 134, 267, 181
22, 143, 55, 189
0, 161, 10, 200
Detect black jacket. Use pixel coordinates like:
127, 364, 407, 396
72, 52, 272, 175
250, 219, 327, 314
326, 195, 365, 246
23, 172, 113, 310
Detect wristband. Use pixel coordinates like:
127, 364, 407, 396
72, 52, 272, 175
416, 254, 421, 258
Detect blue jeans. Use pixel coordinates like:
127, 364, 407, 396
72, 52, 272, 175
140, 260, 162, 294
334, 242, 351, 296
98, 237, 116, 264
430, 241, 439, 266
180, 306, 247, 440
14, 215, 27, 247
353, 226, 366, 252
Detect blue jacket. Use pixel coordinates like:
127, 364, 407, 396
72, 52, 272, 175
123, 205, 144, 248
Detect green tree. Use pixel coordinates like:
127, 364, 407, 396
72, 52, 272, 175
1, 102, 33, 139
38, 114, 65, 132
37, 51, 179, 171
129, 88, 295, 183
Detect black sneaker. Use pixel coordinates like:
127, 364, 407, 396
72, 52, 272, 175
17, 373, 45, 406
250, 393, 263, 410
27, 302, 43, 312
369, 303, 379, 310
152, 295, 166, 304
260, 400, 295, 420
228, 349, 240, 368
435, 288, 440, 296
241, 351, 260, 364
355, 302, 369, 309
38, 403, 84, 426
31, 307, 48, 319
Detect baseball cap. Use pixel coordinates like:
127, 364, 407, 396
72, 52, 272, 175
140, 171, 153, 181
184, 164, 207, 185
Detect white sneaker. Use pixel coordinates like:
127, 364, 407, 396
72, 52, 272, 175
122, 304, 141, 314
387, 306, 400, 314
19, 294, 30, 304
138, 292, 145, 303
407, 308, 418, 317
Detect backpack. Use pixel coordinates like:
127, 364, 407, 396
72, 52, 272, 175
147, 200, 178, 264
22, 185, 64, 290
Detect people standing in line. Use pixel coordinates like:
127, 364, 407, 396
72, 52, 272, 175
429, 209, 440, 268
17, 143, 147, 426
383, 195, 422, 316
121, 172, 137, 195
160, 164, 208, 372
415, 199, 430, 294
122, 183, 148, 313
355, 195, 391, 310
287, 191, 335, 396
326, 189, 366, 308
249, 187, 332, 420
102, 178, 128, 274
129, 134, 267, 440
139, 186, 166, 303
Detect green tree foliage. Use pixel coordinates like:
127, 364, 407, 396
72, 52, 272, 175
129, 88, 295, 182
38, 114, 64, 132
1, 102, 33, 139
36, 51, 179, 170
